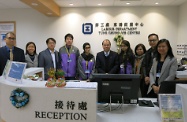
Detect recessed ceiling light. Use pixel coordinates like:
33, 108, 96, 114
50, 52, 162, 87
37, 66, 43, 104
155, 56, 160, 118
155, 2, 159, 5
31, 3, 38, 6
98, 3, 102, 6
69, 3, 73, 6
126, 2, 130, 5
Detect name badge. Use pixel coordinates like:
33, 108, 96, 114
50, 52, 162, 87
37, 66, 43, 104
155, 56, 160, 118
120, 64, 124, 68
67, 59, 72, 62
85, 70, 90, 74
156, 73, 161, 77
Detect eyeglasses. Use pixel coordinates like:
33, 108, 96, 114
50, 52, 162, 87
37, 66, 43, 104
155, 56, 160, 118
85, 47, 90, 49
7, 37, 16, 40
149, 40, 157, 42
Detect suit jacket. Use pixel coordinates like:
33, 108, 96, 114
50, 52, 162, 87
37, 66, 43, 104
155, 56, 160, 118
0, 46, 25, 75
38, 48, 61, 80
96, 50, 119, 74
147, 56, 178, 93
142, 48, 156, 77
25, 54, 38, 68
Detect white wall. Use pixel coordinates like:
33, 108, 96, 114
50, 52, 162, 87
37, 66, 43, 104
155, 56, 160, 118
0, 6, 179, 57
178, 2, 187, 59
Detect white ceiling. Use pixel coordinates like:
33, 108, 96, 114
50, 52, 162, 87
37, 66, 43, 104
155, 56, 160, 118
0, 0, 187, 9
55, 0, 187, 7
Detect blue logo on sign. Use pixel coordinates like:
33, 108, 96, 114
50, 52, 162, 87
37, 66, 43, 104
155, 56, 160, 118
82, 23, 93, 34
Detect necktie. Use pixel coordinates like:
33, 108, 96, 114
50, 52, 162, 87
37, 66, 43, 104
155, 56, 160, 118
10, 49, 13, 61
105, 52, 109, 57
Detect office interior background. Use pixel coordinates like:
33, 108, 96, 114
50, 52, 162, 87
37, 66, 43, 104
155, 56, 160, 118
0, 0, 187, 59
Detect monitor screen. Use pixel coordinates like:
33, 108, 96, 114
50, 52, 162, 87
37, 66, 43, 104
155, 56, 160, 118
159, 80, 187, 94
92, 74, 140, 104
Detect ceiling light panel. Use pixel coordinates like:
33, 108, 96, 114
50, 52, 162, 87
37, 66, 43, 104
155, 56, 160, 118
85, 0, 114, 7
114, 0, 144, 6
143, 0, 187, 6
55, 0, 86, 7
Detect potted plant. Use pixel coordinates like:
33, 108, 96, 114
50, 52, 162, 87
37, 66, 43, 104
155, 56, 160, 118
45, 68, 56, 87
55, 69, 65, 78
55, 69, 66, 87
47, 68, 56, 79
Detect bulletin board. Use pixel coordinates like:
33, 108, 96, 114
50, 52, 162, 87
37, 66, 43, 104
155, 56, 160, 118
177, 43, 187, 56
0, 21, 16, 47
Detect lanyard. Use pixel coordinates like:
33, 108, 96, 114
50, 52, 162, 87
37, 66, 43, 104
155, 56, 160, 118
65, 46, 72, 57
86, 61, 88, 68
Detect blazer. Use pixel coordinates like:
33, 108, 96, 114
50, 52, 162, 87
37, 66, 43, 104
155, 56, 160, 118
142, 48, 156, 77
147, 56, 178, 93
38, 48, 61, 80
0, 46, 25, 75
96, 50, 119, 74
25, 54, 38, 68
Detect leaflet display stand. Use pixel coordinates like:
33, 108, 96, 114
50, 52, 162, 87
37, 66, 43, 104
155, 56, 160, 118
159, 94, 185, 122
2, 60, 26, 84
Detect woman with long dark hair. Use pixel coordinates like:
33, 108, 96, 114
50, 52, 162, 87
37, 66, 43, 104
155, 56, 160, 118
147, 39, 178, 98
119, 40, 135, 74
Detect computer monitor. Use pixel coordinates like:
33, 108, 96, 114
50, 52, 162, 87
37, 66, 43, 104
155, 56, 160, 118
153, 80, 187, 107
159, 80, 187, 94
92, 73, 140, 104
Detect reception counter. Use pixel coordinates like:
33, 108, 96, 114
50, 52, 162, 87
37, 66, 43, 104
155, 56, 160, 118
0, 64, 164, 122
0, 77, 97, 122
0, 77, 163, 122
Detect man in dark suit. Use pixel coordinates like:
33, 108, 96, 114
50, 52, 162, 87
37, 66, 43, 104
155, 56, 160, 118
0, 32, 25, 76
96, 39, 119, 74
38, 38, 61, 80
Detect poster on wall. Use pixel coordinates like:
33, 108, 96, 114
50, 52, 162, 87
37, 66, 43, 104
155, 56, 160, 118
0, 21, 16, 47
177, 44, 187, 56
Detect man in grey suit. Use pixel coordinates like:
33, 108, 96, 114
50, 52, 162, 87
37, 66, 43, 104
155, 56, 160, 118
38, 38, 61, 80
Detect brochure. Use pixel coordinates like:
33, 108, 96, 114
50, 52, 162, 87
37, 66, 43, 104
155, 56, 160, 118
159, 94, 184, 122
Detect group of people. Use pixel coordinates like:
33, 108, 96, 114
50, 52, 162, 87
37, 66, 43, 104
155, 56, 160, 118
0, 32, 178, 98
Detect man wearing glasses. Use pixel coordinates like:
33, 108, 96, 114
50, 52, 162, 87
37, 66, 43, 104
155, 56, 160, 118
142, 33, 159, 97
0, 32, 25, 75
